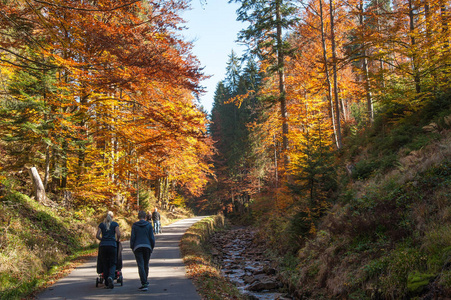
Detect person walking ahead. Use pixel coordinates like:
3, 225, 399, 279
146, 210, 152, 223
96, 211, 120, 289
152, 208, 161, 234
130, 210, 155, 291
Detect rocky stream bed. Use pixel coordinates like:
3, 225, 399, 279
209, 227, 293, 300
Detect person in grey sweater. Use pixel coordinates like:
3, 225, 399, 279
130, 210, 155, 291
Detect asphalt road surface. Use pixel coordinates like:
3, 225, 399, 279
37, 216, 206, 300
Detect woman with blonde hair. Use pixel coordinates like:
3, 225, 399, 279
96, 211, 121, 289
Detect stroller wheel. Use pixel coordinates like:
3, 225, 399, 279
119, 275, 123, 286
96, 277, 99, 287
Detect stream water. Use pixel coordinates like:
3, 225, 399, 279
210, 227, 292, 300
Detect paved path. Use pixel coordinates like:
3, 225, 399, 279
37, 217, 205, 300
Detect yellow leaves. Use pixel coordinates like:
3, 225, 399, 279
0, 0, 212, 207
0, 63, 14, 83
0, 166, 5, 185
224, 91, 254, 108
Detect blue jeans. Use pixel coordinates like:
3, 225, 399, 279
134, 247, 151, 286
153, 221, 161, 234
99, 246, 117, 283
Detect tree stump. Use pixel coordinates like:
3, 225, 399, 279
29, 167, 47, 203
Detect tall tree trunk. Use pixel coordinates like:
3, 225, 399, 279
156, 178, 161, 204
136, 172, 140, 208
329, 0, 343, 149
375, 0, 386, 89
424, 0, 438, 91
77, 93, 89, 181
110, 100, 117, 184
359, 0, 374, 124
363, 56, 373, 122
409, 0, 421, 94
61, 139, 68, 188
60, 26, 70, 190
440, 0, 450, 79
165, 177, 170, 209
44, 145, 50, 189
43, 68, 50, 189
320, 0, 339, 149
273, 133, 278, 188
340, 98, 348, 121
276, 0, 289, 171
441, 0, 449, 51
77, 119, 86, 180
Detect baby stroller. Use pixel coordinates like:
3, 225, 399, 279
96, 241, 123, 287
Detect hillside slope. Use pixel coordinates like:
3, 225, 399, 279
0, 192, 98, 299
278, 114, 451, 299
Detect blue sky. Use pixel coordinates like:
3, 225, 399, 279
181, 0, 246, 114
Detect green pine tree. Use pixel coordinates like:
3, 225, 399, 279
231, 0, 298, 170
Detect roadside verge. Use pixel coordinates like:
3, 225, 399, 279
180, 215, 244, 300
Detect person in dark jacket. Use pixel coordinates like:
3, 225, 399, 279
151, 208, 161, 234
96, 211, 121, 289
130, 210, 155, 291
146, 210, 152, 223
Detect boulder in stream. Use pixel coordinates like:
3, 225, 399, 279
247, 279, 279, 291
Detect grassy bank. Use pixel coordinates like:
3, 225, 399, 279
180, 215, 245, 300
0, 189, 193, 299
0, 191, 97, 299
272, 159, 451, 299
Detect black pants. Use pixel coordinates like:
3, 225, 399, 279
134, 247, 151, 285
99, 246, 117, 283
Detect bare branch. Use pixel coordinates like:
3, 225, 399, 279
31, 0, 142, 12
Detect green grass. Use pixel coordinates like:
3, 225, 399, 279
319, 160, 449, 297
344, 91, 451, 180
0, 191, 97, 299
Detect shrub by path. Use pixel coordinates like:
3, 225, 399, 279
37, 217, 206, 300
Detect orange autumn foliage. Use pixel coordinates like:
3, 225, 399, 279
0, 0, 213, 207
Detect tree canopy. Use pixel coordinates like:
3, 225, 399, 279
0, 0, 213, 209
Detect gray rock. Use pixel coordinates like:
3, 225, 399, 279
265, 267, 277, 275
247, 280, 279, 291
242, 275, 256, 284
